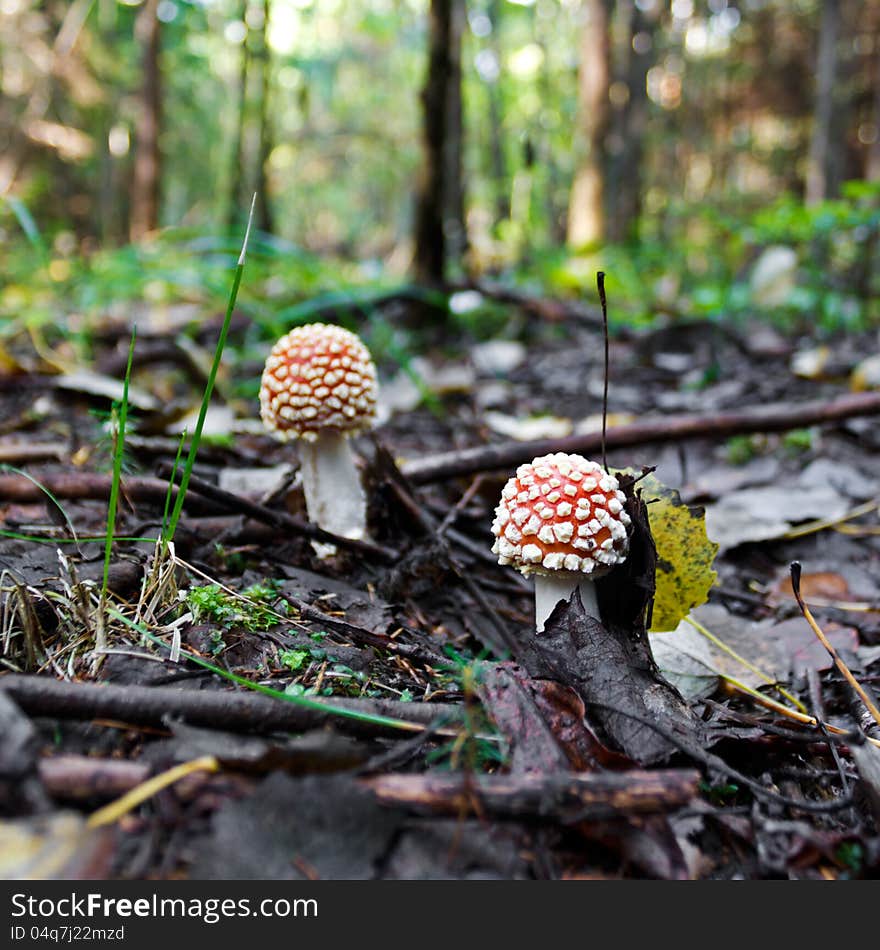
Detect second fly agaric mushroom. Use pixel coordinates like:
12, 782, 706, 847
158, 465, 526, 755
491, 452, 631, 631
260, 323, 378, 553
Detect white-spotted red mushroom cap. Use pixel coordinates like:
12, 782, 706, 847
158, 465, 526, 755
260, 323, 378, 442
491, 452, 631, 576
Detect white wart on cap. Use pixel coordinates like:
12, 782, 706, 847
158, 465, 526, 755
491, 452, 631, 629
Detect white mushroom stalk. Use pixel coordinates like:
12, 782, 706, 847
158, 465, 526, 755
259, 323, 379, 557
297, 429, 367, 550
491, 452, 631, 632
532, 571, 600, 632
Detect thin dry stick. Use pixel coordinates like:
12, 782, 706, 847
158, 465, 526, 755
790, 561, 880, 728
401, 390, 880, 485
782, 497, 880, 540
156, 462, 398, 563
717, 673, 880, 748
685, 614, 808, 713
833, 523, 880, 537
87, 756, 219, 828
437, 475, 484, 537
807, 667, 851, 793
0, 673, 466, 738
596, 271, 609, 474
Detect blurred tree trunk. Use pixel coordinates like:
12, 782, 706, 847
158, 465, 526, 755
226, 0, 251, 232
129, 0, 162, 241
806, 0, 841, 204
486, 0, 509, 226
536, 14, 565, 244
605, 0, 658, 243
866, 3, 880, 181
228, 0, 273, 233
254, 0, 274, 233
413, 0, 466, 285
567, 0, 612, 249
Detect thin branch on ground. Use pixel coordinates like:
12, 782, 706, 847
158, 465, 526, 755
0, 674, 467, 740
401, 391, 880, 484
156, 462, 399, 563
364, 768, 700, 821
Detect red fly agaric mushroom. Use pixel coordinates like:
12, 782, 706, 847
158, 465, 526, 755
491, 452, 631, 631
260, 323, 378, 554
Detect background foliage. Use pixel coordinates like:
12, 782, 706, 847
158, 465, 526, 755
1, 0, 878, 333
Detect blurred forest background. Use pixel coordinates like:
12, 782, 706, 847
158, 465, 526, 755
1, 0, 879, 338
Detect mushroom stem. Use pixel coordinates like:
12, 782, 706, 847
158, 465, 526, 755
297, 431, 367, 556
534, 574, 599, 632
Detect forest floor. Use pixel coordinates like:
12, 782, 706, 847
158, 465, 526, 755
1, 294, 879, 881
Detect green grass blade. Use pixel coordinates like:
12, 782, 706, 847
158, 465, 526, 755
0, 465, 78, 541
0, 531, 157, 545
160, 428, 188, 542
1, 195, 47, 259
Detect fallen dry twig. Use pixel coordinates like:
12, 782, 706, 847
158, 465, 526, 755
0, 472, 215, 514
791, 561, 880, 728
38, 755, 151, 802
0, 443, 66, 464
401, 390, 880, 484
365, 769, 700, 820
0, 675, 465, 739
157, 462, 399, 564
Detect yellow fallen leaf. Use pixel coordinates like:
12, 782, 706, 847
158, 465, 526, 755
0, 813, 111, 880
631, 472, 719, 633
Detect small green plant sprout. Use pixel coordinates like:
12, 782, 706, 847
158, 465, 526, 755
699, 779, 741, 805
835, 842, 864, 875
279, 648, 310, 671
258, 322, 379, 557
725, 434, 762, 466
184, 580, 282, 632
427, 660, 504, 772
781, 427, 816, 455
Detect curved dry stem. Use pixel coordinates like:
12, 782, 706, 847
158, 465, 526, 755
87, 756, 220, 828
